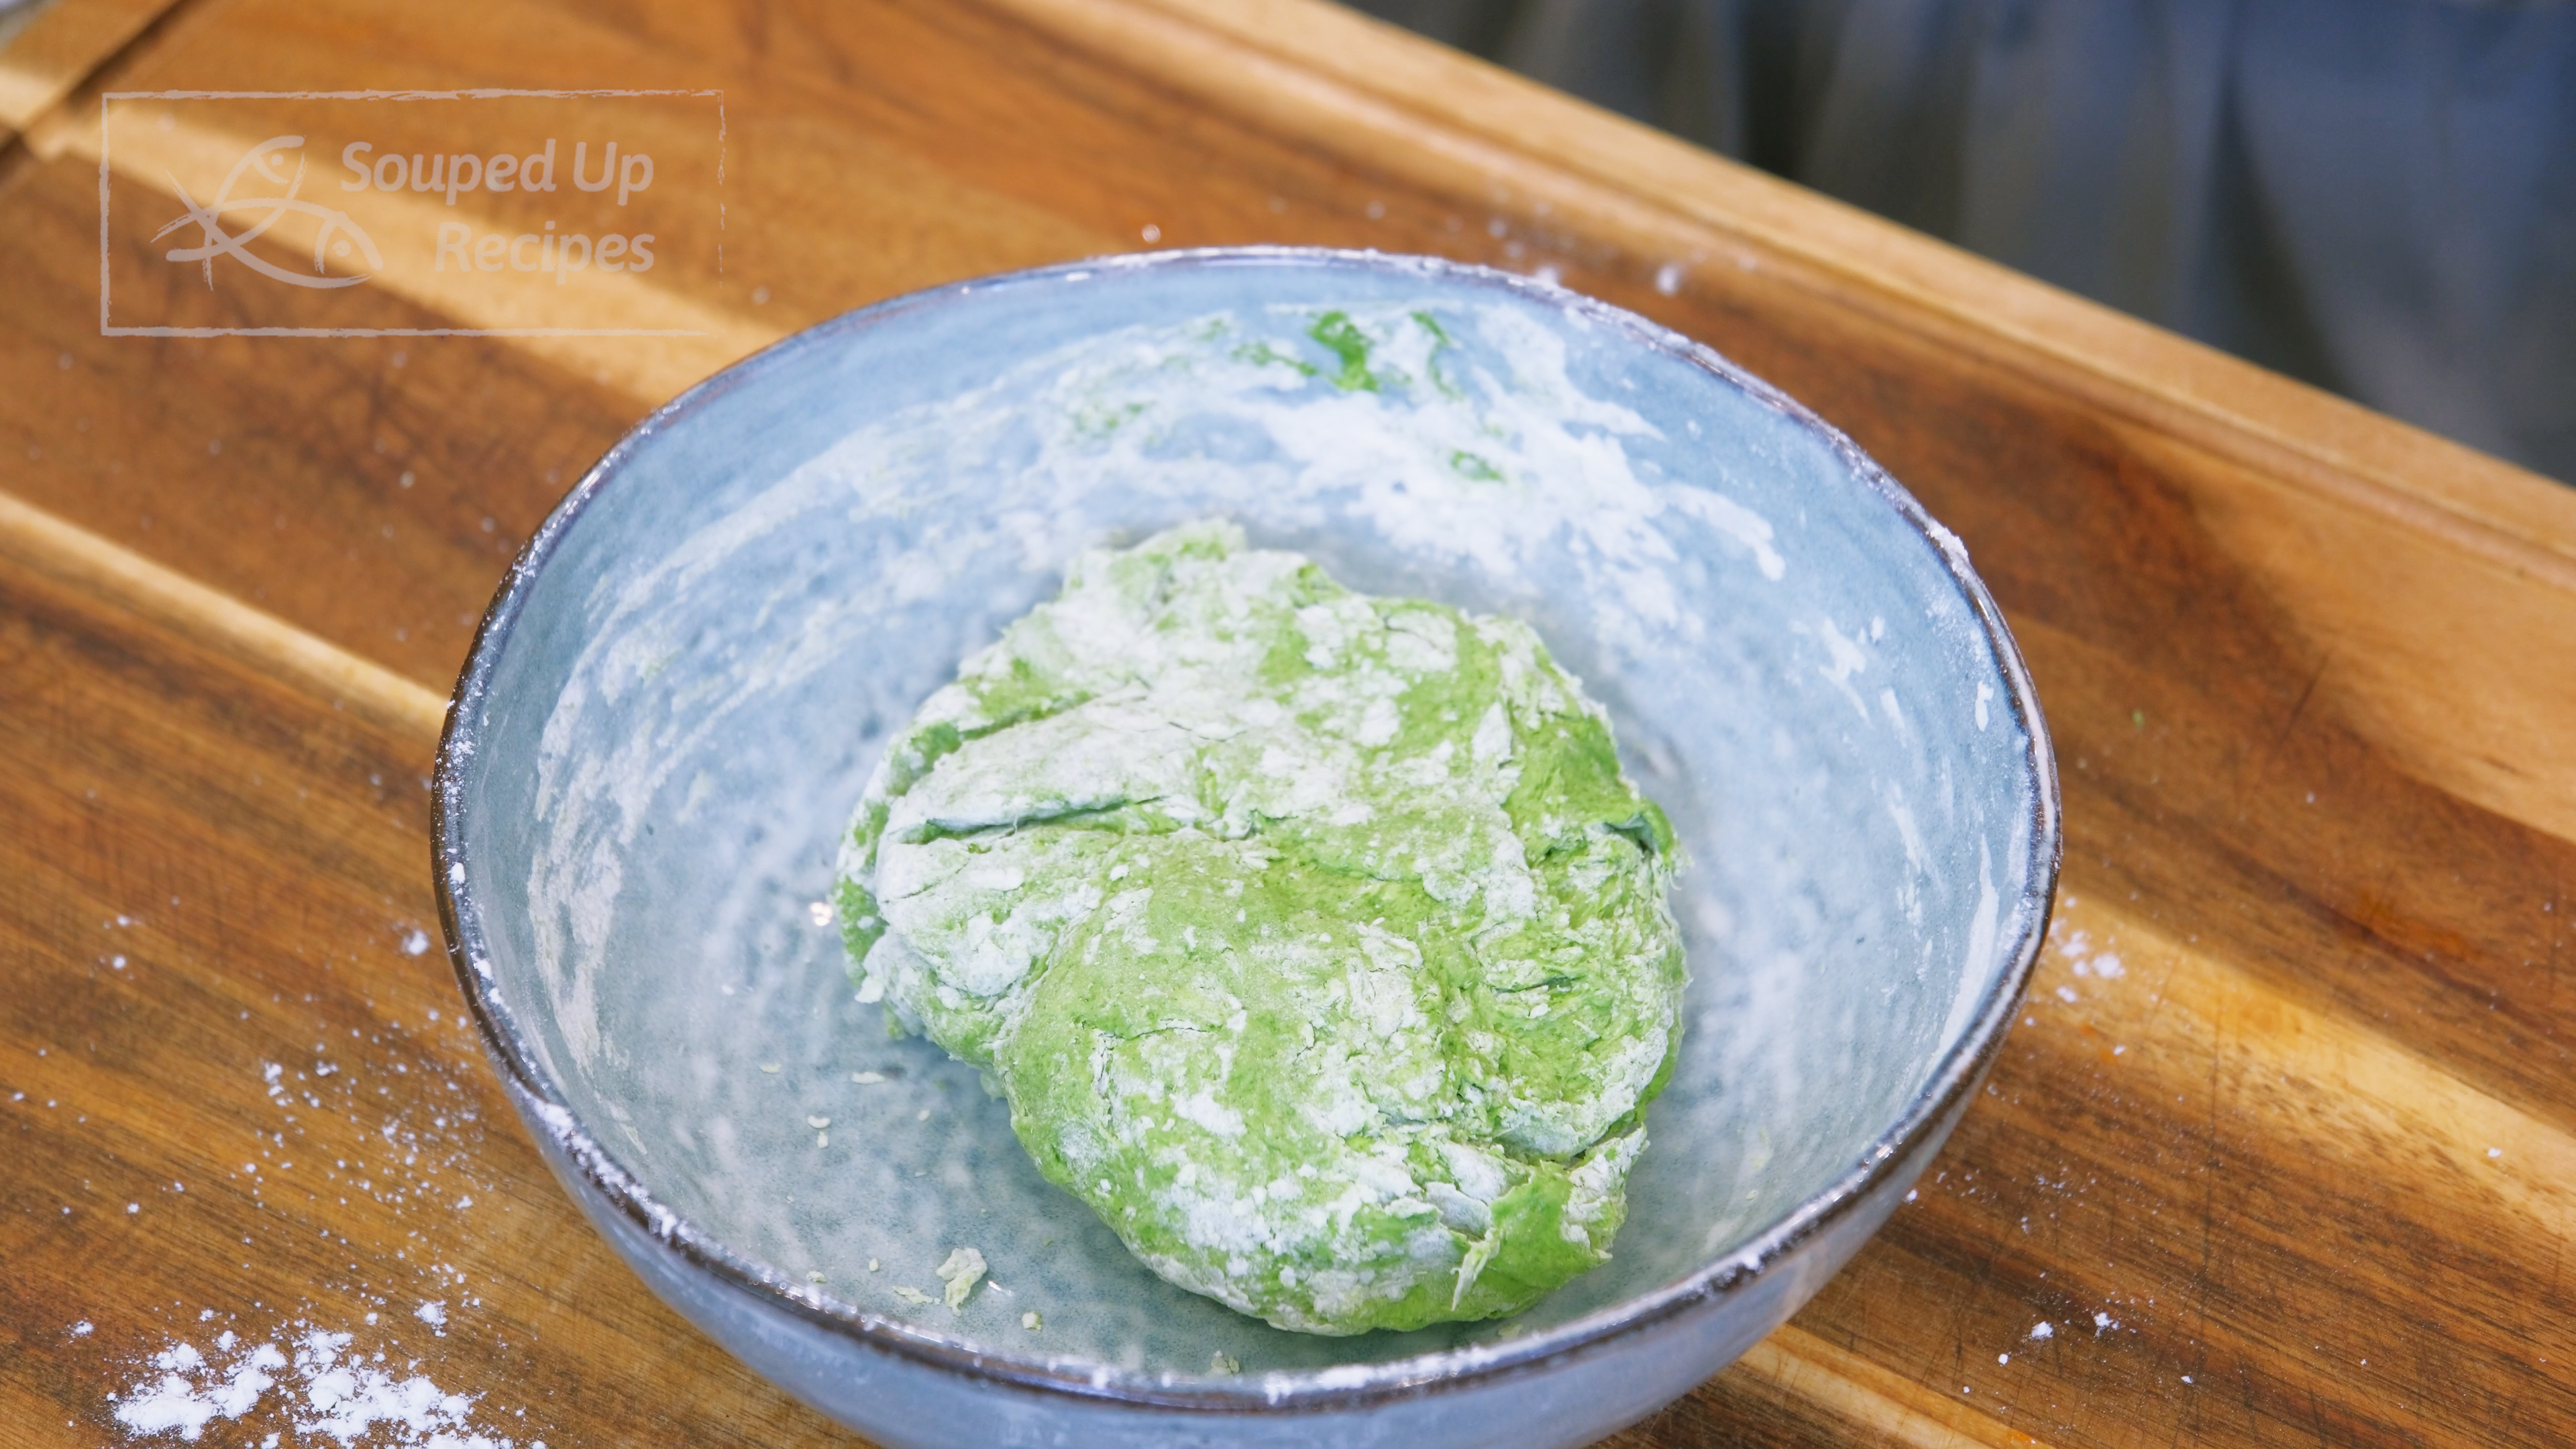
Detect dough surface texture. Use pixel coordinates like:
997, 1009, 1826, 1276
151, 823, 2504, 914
837, 521, 1684, 1334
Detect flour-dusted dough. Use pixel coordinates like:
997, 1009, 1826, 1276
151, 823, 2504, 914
837, 521, 1684, 1335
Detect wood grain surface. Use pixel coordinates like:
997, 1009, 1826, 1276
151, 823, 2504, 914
0, 0, 174, 135
2, 0, 2571, 1445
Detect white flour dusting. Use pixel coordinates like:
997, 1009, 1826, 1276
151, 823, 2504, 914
2054, 926, 2125, 980
105, 1322, 540, 1447
111, 1336, 282, 1440
87, 1016, 534, 1445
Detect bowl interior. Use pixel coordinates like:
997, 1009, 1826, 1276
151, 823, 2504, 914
448, 251, 2048, 1385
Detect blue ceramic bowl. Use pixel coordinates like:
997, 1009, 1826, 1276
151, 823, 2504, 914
433, 248, 2058, 1448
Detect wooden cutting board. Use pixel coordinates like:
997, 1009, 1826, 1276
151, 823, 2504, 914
2, 0, 2571, 1444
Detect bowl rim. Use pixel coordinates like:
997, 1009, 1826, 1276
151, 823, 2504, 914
432, 244, 2062, 1415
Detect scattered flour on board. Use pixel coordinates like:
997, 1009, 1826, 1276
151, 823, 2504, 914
2054, 925, 2126, 980
103, 1320, 542, 1447
90, 1010, 536, 1444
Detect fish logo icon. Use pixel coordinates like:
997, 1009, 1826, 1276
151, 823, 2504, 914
155, 133, 383, 289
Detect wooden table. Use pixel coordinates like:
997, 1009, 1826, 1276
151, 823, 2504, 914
4, 1, 2571, 1444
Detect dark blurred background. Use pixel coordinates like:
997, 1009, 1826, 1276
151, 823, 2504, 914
1346, 0, 2576, 486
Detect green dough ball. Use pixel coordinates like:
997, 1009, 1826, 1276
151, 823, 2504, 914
837, 521, 1685, 1336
